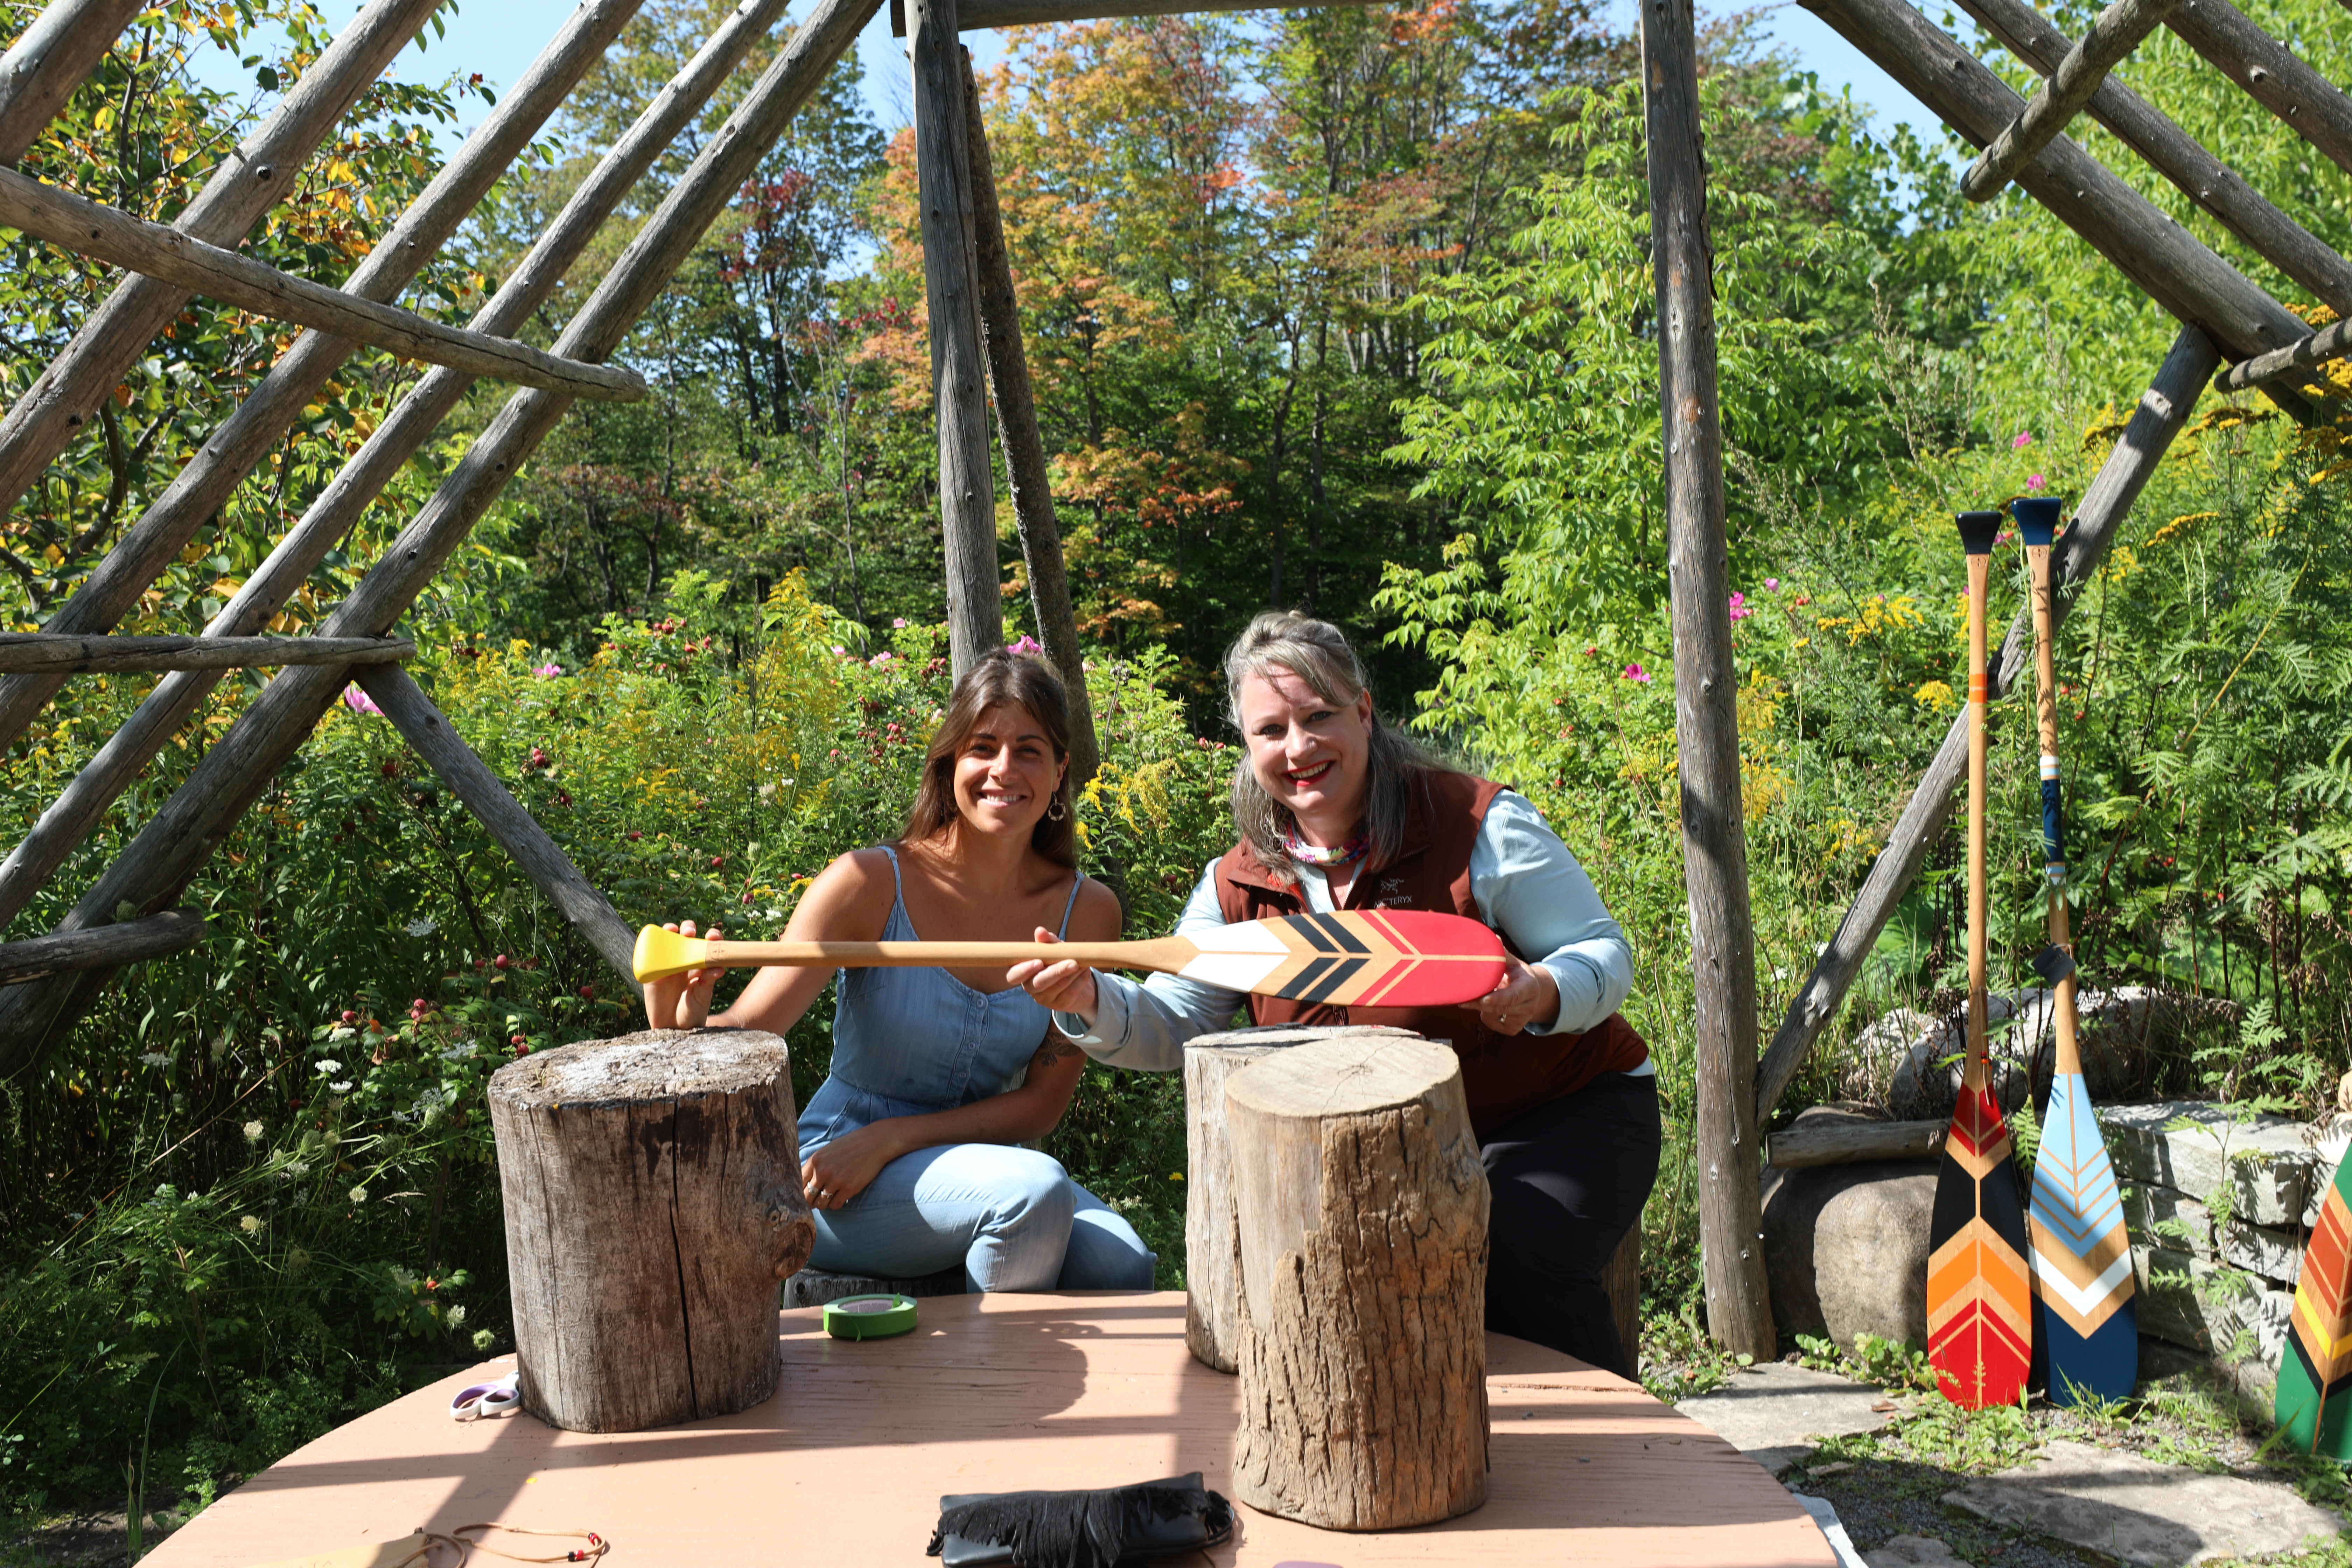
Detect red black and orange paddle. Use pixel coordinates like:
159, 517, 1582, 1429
1926, 509, 2034, 1410
633, 909, 1509, 1009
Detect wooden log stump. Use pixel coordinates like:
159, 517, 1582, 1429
1603, 1224, 1642, 1374
489, 1028, 816, 1432
1226, 1034, 1490, 1528
1183, 1023, 1416, 1373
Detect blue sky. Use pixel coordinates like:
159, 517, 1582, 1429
188, 0, 1945, 151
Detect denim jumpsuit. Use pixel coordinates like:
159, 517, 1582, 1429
794, 847, 1157, 1292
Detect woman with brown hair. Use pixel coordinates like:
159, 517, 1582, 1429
645, 648, 1153, 1292
1013, 611, 1654, 1372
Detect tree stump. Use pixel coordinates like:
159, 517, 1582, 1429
1183, 1024, 1415, 1373
1225, 1034, 1490, 1529
1603, 1224, 1642, 1374
489, 1028, 816, 1432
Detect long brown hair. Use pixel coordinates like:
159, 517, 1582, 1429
1223, 609, 1452, 881
901, 647, 1078, 867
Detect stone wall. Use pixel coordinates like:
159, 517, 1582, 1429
2097, 1101, 2342, 1401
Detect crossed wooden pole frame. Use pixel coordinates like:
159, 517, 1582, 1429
4, 0, 2351, 1356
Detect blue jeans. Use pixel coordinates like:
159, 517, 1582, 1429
805, 1142, 1157, 1293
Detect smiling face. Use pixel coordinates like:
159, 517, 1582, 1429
1236, 666, 1374, 845
950, 701, 1066, 839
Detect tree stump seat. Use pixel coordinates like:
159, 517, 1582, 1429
489, 1028, 817, 1433
1225, 1032, 1491, 1530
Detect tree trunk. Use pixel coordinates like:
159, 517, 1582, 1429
1181, 1023, 1415, 1374
489, 1028, 817, 1433
1225, 1034, 1488, 1529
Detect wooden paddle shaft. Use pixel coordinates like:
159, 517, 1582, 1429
1966, 549, 1991, 1094
2028, 542, 2085, 1081
698, 934, 1202, 975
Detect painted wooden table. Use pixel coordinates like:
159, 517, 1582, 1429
142, 1292, 1832, 1566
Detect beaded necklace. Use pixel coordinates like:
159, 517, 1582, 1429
1284, 824, 1369, 867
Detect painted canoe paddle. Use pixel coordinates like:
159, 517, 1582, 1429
2277, 1139, 2352, 1457
632, 909, 1510, 1008
1926, 509, 2035, 1411
2016, 496, 2137, 1407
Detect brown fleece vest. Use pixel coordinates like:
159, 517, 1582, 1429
1213, 769, 1647, 1136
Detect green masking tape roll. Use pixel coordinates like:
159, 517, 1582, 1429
823, 1293, 918, 1340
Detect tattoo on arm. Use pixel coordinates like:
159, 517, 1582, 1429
1034, 1040, 1082, 1070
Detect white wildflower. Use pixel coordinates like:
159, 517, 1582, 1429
446, 1304, 467, 1328
472, 1328, 496, 1351
438, 1043, 476, 1062
349, 1186, 369, 1205
242, 1120, 264, 1141
138, 1052, 171, 1068
405, 916, 437, 937
315, 1059, 342, 1074
328, 1026, 356, 1042
329, 1080, 354, 1094
239, 1215, 262, 1233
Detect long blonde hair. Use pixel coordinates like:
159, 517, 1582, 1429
1222, 610, 1451, 882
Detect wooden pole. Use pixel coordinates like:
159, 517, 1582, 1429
958, 49, 1097, 787
1951, 0, 2352, 319
1752, 326, 2215, 1122
1795, 0, 2309, 367
0, 0, 147, 164
0, 167, 648, 400
0, 0, 652, 754
1639, 0, 1774, 1358
0, 908, 206, 986
0, 0, 797, 928
1960, 0, 2181, 202
0, 0, 882, 1074
0, 634, 413, 675
908, 0, 1002, 678
891, 0, 1376, 34
354, 666, 643, 996
2165, 0, 2352, 180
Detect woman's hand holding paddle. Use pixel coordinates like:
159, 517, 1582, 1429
1471, 954, 1559, 1036
1007, 927, 1099, 1024
643, 919, 724, 1030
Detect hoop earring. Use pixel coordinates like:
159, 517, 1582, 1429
1048, 794, 1069, 822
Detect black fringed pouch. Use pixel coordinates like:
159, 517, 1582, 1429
926, 1472, 1234, 1568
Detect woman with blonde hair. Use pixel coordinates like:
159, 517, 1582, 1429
1013, 611, 1655, 1373
648, 647, 1154, 1292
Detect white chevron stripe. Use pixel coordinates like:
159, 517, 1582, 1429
2032, 1247, 2135, 1316
1177, 951, 1288, 990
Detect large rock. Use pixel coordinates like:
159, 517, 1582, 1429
1763, 1158, 1936, 1350
2099, 1101, 2316, 1228
1858, 988, 2168, 1120
2129, 1243, 2291, 1398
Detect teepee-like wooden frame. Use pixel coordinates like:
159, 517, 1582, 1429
6, 0, 2344, 1356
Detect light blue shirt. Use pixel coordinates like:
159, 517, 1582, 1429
1055, 791, 1640, 1074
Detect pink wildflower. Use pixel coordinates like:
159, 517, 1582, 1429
869, 651, 895, 666
1009, 634, 1044, 656
2012, 431, 2033, 449
2026, 474, 2046, 492
1728, 592, 1752, 622
1765, 578, 1780, 591
891, 617, 908, 629
1623, 663, 1652, 685
534, 662, 562, 678
342, 684, 381, 716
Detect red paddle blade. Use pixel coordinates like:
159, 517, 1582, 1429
1927, 1085, 2033, 1409
1173, 910, 1507, 1007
